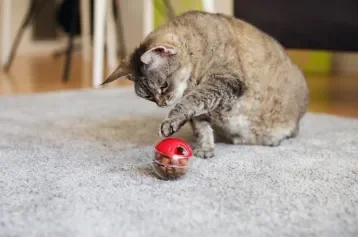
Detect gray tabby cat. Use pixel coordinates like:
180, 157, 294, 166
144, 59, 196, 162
101, 11, 309, 158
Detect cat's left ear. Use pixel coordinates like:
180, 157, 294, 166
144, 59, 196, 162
100, 56, 132, 85
140, 45, 177, 68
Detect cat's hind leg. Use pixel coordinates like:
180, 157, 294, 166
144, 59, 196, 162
230, 123, 299, 147
261, 128, 295, 146
231, 132, 285, 146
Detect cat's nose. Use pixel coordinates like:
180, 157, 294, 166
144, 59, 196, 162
155, 97, 167, 106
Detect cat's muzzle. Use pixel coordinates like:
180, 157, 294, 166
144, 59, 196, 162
156, 98, 167, 107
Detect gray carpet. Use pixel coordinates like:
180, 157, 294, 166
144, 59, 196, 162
0, 87, 357, 237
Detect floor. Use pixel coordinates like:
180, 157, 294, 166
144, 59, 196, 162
0, 55, 357, 118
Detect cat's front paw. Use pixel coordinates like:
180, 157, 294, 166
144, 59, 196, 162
159, 116, 187, 137
194, 147, 215, 159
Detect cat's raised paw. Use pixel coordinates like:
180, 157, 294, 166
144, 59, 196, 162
159, 116, 187, 137
194, 147, 214, 159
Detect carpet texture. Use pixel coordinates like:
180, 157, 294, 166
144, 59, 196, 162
0, 87, 357, 237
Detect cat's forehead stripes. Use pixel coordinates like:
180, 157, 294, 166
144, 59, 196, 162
135, 77, 153, 96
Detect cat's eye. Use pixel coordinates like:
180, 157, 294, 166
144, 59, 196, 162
144, 95, 153, 100
160, 81, 169, 92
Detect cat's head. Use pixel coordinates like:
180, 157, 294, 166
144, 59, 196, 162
101, 42, 191, 107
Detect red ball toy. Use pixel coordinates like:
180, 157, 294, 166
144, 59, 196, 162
152, 137, 193, 180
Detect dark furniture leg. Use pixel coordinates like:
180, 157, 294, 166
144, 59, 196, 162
3, 0, 48, 73
62, 0, 79, 82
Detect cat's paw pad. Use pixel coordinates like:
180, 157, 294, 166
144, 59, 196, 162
159, 116, 186, 137
194, 147, 215, 159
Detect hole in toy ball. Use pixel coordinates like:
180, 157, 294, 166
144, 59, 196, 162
176, 146, 186, 155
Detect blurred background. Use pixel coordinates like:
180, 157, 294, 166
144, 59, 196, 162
0, 0, 357, 117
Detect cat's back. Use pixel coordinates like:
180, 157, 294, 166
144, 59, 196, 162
167, 11, 244, 43
168, 11, 278, 47
170, 11, 242, 33
160, 11, 288, 65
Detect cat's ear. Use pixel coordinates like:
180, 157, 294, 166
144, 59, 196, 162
101, 57, 132, 85
140, 45, 177, 68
